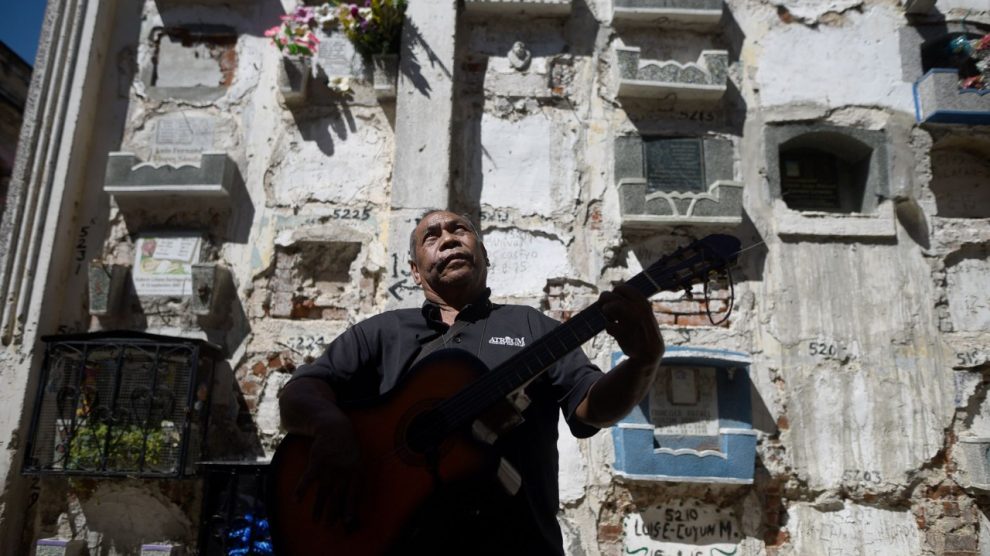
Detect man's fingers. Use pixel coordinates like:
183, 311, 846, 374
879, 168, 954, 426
344, 473, 364, 530
312, 483, 330, 522
295, 464, 319, 501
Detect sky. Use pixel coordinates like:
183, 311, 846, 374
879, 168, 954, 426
0, 0, 48, 66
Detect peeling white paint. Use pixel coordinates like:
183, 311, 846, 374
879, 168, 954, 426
789, 503, 922, 555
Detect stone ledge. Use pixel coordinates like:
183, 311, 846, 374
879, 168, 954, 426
104, 152, 234, 198
619, 179, 744, 230
612, 0, 723, 28
914, 69, 990, 125
463, 0, 572, 16
774, 202, 898, 240
617, 46, 728, 101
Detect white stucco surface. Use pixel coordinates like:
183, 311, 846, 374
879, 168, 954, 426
754, 7, 913, 113
484, 228, 571, 297
480, 112, 553, 214
788, 503, 922, 555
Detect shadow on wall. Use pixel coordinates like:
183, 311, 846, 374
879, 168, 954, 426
289, 94, 358, 157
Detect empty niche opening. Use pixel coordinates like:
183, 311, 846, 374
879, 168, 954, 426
149, 26, 237, 89
777, 132, 872, 214
930, 143, 990, 218
272, 241, 361, 319
292, 241, 361, 289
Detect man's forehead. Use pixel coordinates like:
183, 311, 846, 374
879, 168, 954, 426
416, 211, 468, 231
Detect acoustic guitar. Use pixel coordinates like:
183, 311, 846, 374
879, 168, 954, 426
267, 234, 741, 554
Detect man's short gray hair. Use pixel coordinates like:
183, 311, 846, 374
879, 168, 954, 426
408, 209, 484, 262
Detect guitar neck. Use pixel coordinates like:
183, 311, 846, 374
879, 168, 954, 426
437, 234, 740, 429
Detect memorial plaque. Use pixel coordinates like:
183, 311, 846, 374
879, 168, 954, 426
780, 151, 840, 210
133, 235, 201, 296
150, 116, 215, 165
644, 137, 706, 193
317, 32, 362, 79
650, 366, 719, 437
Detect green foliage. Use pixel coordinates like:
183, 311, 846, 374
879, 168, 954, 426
67, 421, 179, 472
335, 0, 408, 57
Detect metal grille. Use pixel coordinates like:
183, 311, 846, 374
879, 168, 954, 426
23, 333, 216, 477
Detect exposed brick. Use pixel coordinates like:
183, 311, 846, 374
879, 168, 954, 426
267, 354, 283, 369
239, 380, 261, 397
655, 300, 708, 314
676, 313, 730, 327
933, 484, 960, 498
943, 501, 961, 517
251, 361, 266, 376
321, 307, 348, 320
598, 523, 622, 542
655, 312, 677, 326
765, 529, 790, 546
776, 415, 789, 430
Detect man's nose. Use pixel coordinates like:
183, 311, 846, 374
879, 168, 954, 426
438, 230, 461, 249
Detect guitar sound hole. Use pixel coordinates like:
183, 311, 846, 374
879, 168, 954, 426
406, 409, 447, 455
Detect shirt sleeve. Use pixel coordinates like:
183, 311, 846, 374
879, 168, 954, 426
288, 319, 383, 400
529, 310, 604, 439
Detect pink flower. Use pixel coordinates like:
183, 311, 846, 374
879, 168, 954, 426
264, 25, 282, 37
293, 6, 316, 25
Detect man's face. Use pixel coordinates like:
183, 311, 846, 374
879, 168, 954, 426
409, 211, 487, 294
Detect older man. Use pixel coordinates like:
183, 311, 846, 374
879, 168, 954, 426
278, 209, 663, 554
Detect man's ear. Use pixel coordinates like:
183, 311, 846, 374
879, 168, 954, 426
409, 260, 423, 285
482, 244, 491, 267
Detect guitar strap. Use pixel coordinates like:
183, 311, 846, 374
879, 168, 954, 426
409, 319, 471, 370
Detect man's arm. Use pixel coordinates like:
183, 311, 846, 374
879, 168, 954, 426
279, 377, 363, 524
574, 284, 664, 428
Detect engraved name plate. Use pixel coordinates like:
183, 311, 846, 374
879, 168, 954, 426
645, 137, 706, 193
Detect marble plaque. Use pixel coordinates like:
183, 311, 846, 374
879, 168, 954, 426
133, 235, 201, 296
150, 116, 215, 165
317, 32, 362, 78
644, 137, 706, 193
650, 366, 719, 437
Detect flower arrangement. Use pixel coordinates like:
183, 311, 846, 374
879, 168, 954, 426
265, 6, 321, 58
949, 33, 990, 91
333, 0, 408, 57
268, 2, 407, 95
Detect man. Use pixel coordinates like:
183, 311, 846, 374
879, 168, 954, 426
278, 210, 663, 554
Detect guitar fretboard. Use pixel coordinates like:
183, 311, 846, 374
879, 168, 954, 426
434, 234, 740, 432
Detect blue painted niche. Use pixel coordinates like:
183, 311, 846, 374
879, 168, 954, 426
611, 346, 756, 484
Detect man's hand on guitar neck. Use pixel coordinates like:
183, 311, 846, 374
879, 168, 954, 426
574, 283, 664, 429
279, 377, 363, 528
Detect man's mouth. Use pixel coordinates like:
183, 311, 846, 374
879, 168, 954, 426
438, 253, 471, 272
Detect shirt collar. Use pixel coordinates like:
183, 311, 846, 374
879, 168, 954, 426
420, 288, 493, 328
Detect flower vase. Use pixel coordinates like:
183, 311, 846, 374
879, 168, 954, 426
278, 56, 311, 106
372, 53, 399, 101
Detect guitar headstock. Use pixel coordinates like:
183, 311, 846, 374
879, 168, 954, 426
637, 234, 742, 297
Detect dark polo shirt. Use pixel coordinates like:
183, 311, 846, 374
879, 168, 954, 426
290, 291, 604, 554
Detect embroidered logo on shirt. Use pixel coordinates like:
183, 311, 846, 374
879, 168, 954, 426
489, 335, 526, 347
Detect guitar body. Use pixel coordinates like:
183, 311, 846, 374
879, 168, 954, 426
268, 350, 497, 555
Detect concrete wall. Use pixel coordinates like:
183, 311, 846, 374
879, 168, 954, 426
1, 0, 989, 554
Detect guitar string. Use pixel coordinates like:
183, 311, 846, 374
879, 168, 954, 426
425, 252, 711, 439
433, 253, 706, 430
